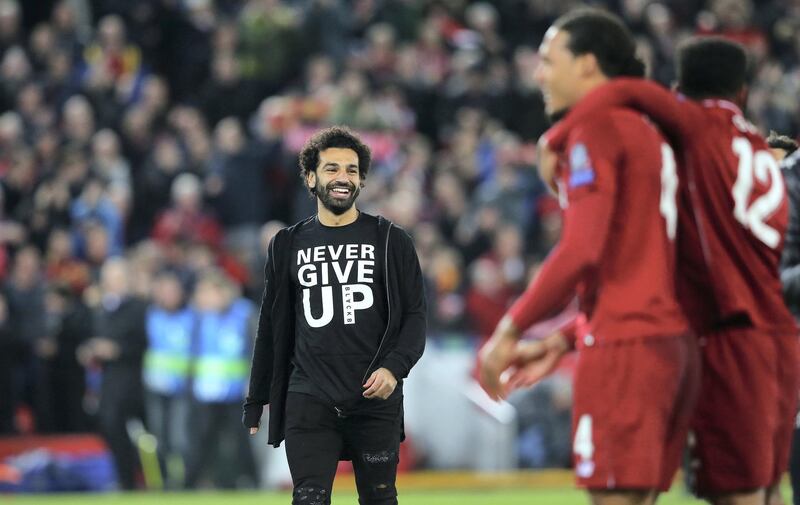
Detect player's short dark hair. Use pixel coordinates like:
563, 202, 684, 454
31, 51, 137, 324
553, 8, 645, 79
298, 126, 372, 195
767, 131, 799, 156
677, 37, 748, 99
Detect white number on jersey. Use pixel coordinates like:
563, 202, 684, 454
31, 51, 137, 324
660, 143, 679, 241
573, 414, 594, 461
731, 137, 784, 248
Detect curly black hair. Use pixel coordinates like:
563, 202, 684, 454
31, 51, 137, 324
298, 126, 372, 196
677, 37, 748, 100
767, 131, 799, 156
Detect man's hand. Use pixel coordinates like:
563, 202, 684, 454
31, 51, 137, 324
243, 402, 264, 435
363, 368, 397, 400
504, 331, 569, 393
478, 315, 521, 401
35, 337, 58, 359
76, 343, 94, 367
537, 139, 559, 195
90, 337, 120, 361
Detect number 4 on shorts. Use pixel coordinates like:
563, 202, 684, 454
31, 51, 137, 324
574, 414, 596, 478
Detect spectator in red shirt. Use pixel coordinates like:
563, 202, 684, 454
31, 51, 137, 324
152, 173, 222, 250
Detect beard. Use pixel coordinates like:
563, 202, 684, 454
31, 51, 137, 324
316, 179, 360, 215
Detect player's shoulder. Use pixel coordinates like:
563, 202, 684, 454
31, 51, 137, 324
572, 106, 653, 139
702, 100, 759, 136
569, 107, 663, 161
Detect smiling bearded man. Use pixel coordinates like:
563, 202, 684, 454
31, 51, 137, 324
242, 126, 426, 505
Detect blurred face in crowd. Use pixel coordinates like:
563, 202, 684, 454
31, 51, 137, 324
47, 228, 73, 260
13, 246, 41, 288
17, 83, 43, 117
212, 53, 239, 84
0, 0, 20, 38
142, 76, 169, 113
494, 225, 523, 259
153, 274, 184, 311
534, 28, 585, 117
2, 46, 31, 83
306, 56, 334, 91
470, 258, 504, 297
92, 129, 121, 162
341, 71, 367, 99
712, 0, 752, 29
47, 50, 71, 82
155, 135, 183, 171
53, 1, 77, 32
171, 173, 202, 211
194, 277, 234, 312
98, 15, 126, 51
101, 259, 130, 297
214, 117, 244, 154
307, 147, 362, 215
63, 96, 95, 141
212, 22, 237, 53
29, 28, 50, 59
86, 224, 111, 264
45, 288, 67, 316
0, 111, 21, 145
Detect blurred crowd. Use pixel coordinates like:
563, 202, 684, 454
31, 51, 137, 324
0, 0, 799, 488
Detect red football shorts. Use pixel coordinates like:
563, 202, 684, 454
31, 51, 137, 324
690, 328, 800, 494
572, 333, 700, 491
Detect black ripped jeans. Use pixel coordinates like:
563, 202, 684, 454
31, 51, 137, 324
284, 392, 402, 505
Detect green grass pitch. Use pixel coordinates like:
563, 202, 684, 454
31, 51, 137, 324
3, 487, 790, 505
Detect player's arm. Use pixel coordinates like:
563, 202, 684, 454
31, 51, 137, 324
479, 138, 617, 399
243, 234, 279, 433
506, 174, 614, 329
543, 78, 694, 154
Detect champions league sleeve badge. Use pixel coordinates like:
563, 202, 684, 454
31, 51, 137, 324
568, 143, 596, 188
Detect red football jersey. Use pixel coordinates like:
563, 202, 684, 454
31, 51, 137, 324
544, 79, 796, 334
508, 108, 688, 344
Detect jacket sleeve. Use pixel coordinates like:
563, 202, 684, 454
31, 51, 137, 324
380, 229, 426, 380
244, 235, 279, 407
119, 301, 148, 363
102, 300, 147, 364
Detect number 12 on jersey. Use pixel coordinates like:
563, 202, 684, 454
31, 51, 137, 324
731, 137, 784, 248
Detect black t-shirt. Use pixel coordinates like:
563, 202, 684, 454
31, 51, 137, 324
289, 213, 392, 407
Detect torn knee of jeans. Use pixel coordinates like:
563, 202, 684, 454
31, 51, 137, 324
293, 485, 330, 505
369, 482, 397, 497
361, 449, 396, 464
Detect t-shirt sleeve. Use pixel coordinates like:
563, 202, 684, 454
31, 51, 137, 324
559, 123, 619, 202
507, 124, 618, 331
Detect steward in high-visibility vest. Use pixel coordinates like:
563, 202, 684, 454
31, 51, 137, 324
184, 270, 258, 488
192, 296, 253, 403
144, 305, 194, 396
143, 271, 194, 488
